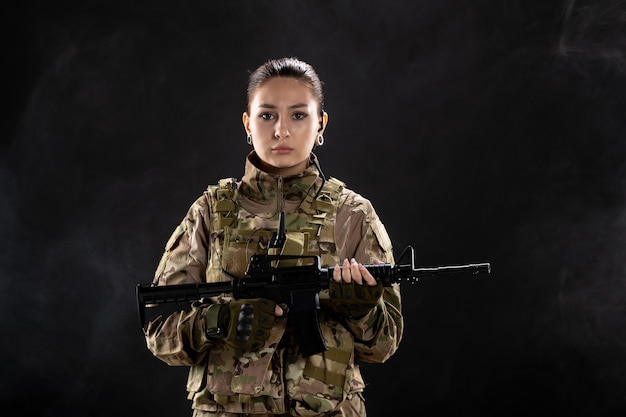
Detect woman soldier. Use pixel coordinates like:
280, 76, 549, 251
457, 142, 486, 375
144, 57, 403, 417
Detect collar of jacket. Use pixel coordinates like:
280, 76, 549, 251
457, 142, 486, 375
239, 151, 322, 206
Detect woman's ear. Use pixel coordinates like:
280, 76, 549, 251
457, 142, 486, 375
318, 111, 329, 133
242, 111, 251, 135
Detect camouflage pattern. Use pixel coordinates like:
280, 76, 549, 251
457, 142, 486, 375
144, 151, 403, 416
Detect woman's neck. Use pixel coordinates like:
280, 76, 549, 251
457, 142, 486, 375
251, 153, 310, 177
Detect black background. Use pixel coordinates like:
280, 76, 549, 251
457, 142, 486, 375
2, 1, 626, 416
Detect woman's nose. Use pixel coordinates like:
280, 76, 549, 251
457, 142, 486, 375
274, 118, 290, 138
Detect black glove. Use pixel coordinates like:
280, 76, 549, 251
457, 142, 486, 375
328, 280, 384, 318
204, 298, 278, 351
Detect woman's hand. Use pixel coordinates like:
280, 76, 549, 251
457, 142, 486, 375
329, 258, 384, 317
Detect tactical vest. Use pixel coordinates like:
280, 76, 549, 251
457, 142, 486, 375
186, 176, 364, 411
204, 176, 345, 283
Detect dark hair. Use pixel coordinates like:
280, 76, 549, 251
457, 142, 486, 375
246, 57, 324, 114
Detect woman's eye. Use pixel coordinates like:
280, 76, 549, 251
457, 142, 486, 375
260, 113, 274, 120
293, 112, 307, 120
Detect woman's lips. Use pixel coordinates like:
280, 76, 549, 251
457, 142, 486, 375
272, 146, 292, 154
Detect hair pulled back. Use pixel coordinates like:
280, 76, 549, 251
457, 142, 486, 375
246, 57, 324, 114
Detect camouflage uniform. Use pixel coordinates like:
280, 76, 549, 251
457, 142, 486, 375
144, 151, 403, 416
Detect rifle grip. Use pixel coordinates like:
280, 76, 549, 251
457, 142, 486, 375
291, 310, 328, 356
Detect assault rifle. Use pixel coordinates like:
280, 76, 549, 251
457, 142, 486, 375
137, 213, 491, 356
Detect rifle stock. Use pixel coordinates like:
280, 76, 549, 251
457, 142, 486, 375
137, 246, 490, 356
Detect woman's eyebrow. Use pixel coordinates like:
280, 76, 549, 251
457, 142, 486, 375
258, 103, 308, 109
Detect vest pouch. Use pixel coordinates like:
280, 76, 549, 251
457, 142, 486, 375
273, 231, 310, 267
287, 319, 361, 416
186, 360, 208, 394
222, 227, 274, 278
222, 226, 312, 275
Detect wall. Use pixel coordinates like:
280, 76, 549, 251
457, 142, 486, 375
2, 1, 626, 415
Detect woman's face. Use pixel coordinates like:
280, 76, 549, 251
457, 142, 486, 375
243, 77, 327, 176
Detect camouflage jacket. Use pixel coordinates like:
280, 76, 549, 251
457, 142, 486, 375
144, 151, 403, 416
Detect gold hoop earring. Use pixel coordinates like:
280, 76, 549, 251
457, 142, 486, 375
316, 135, 324, 146
246, 135, 252, 145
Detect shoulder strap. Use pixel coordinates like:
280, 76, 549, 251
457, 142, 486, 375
310, 177, 344, 213
306, 177, 345, 266
207, 177, 239, 230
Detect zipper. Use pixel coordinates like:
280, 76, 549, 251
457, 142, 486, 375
276, 175, 284, 214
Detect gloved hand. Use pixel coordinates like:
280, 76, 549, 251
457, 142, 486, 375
329, 258, 384, 318
204, 298, 279, 351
